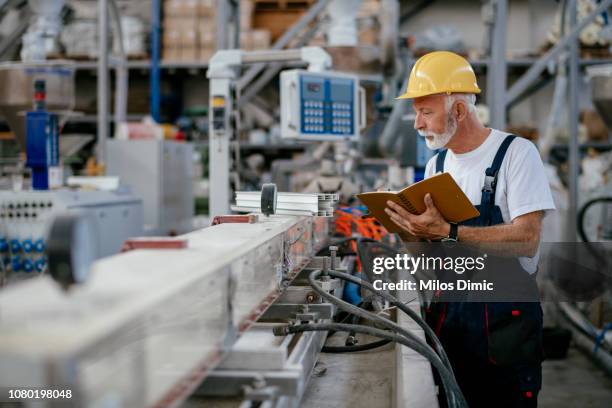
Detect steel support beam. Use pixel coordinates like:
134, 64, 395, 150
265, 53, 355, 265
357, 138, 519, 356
216, 0, 240, 50
97, 0, 109, 167
567, 0, 579, 241
0, 8, 30, 59
150, 0, 161, 122
399, 0, 435, 24
506, 0, 612, 105
487, 0, 508, 129
236, 18, 324, 109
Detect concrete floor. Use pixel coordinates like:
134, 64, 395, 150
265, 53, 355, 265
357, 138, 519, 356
185, 341, 612, 408
540, 346, 612, 408
301, 335, 395, 408
303, 344, 612, 408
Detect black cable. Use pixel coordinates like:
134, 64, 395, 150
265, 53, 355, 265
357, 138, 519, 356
326, 269, 453, 375
306, 270, 465, 408
577, 196, 612, 268
274, 322, 467, 408
321, 238, 454, 377
323, 302, 392, 352
316, 237, 458, 404
577, 197, 612, 243
321, 338, 392, 353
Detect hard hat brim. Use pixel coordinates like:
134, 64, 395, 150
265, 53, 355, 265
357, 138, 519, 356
395, 88, 481, 100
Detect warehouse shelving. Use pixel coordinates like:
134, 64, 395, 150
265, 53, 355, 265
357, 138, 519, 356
67, 56, 612, 72
70, 60, 209, 70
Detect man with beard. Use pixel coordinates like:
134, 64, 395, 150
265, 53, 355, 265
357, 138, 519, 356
384, 51, 555, 407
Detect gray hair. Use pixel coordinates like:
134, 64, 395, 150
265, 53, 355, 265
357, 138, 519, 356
445, 93, 476, 114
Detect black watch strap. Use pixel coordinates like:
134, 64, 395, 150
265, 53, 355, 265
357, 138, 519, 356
448, 222, 458, 241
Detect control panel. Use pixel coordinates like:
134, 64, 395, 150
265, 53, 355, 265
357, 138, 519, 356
280, 70, 365, 141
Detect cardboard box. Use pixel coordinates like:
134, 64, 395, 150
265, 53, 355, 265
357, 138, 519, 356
240, 31, 253, 50
199, 27, 216, 48
199, 47, 215, 62
240, 0, 253, 31
359, 27, 379, 46
179, 0, 199, 16
581, 110, 609, 141
181, 46, 199, 61
199, 16, 216, 33
251, 29, 271, 50
163, 25, 182, 47
163, 0, 181, 17
165, 0, 209, 17
163, 46, 181, 62
165, 17, 200, 47
199, 0, 216, 16
182, 25, 199, 48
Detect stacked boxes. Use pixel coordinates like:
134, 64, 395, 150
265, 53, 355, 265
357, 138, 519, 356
241, 29, 272, 51
239, 0, 272, 51
162, 0, 216, 62
163, 0, 271, 62
252, 0, 315, 42
357, 0, 380, 47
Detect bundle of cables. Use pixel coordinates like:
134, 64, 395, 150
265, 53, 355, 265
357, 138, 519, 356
273, 267, 468, 408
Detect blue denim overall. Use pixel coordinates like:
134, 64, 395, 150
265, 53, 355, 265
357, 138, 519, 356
427, 135, 543, 408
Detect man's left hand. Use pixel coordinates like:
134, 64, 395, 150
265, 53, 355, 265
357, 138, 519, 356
384, 193, 450, 240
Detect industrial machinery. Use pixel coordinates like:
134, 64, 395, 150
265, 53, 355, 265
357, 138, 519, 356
0, 205, 443, 407
0, 189, 143, 285
207, 47, 365, 217
0, 61, 143, 287
280, 70, 365, 142
25, 79, 61, 190
0, 212, 330, 406
106, 139, 194, 235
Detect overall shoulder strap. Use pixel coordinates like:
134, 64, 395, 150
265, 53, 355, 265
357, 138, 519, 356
435, 149, 448, 173
483, 135, 516, 194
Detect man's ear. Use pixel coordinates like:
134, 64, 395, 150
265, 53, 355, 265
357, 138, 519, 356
455, 100, 469, 122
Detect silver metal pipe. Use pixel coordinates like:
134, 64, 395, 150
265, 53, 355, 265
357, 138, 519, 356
378, 75, 410, 155
108, 0, 127, 125
568, 0, 579, 241
241, 49, 302, 64
97, 0, 109, 168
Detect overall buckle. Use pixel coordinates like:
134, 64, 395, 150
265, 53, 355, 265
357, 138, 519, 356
482, 174, 496, 193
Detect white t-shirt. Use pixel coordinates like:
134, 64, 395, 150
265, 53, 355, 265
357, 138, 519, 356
424, 129, 556, 273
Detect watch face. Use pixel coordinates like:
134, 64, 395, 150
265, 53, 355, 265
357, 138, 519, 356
441, 237, 458, 248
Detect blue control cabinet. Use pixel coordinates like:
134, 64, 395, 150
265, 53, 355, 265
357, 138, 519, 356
25, 110, 59, 190
281, 70, 364, 141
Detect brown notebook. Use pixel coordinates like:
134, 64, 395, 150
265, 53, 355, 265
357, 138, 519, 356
356, 172, 479, 233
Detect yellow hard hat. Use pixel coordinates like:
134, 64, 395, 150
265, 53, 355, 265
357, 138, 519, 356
396, 51, 481, 99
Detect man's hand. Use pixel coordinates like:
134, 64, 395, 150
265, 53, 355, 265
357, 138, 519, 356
384, 193, 450, 240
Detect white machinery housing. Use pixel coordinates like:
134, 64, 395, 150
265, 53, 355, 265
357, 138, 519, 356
0, 189, 143, 282
0, 214, 328, 407
106, 139, 194, 235
280, 69, 365, 142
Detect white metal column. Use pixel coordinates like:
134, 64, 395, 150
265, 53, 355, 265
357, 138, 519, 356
487, 0, 508, 130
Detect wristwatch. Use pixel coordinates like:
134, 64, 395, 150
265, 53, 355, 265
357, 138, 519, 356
441, 222, 458, 242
